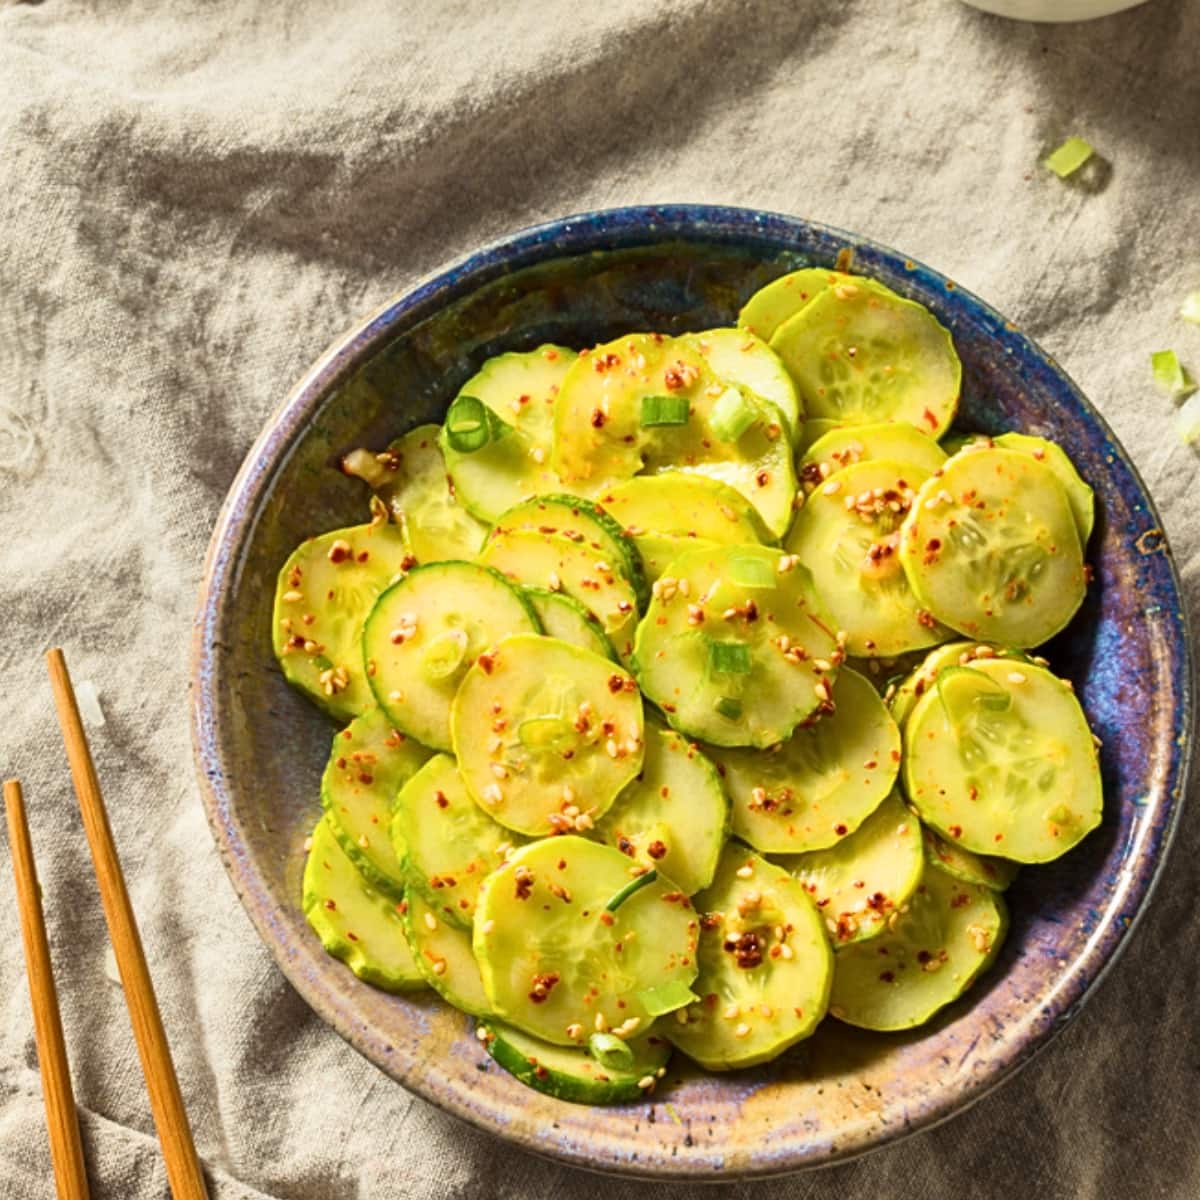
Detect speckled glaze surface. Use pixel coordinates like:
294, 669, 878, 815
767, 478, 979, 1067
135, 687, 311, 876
191, 206, 1193, 1179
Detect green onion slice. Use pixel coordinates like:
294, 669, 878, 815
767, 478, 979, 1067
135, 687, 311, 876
1151, 350, 1195, 398
637, 980, 700, 1017
445, 394, 509, 452
715, 696, 744, 720
604, 869, 658, 912
710, 386, 756, 442
707, 640, 751, 676
641, 394, 690, 427
1044, 137, 1093, 178
728, 553, 776, 589
588, 1032, 635, 1069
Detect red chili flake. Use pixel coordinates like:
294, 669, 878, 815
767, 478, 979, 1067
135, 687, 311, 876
607, 674, 625, 693
744, 600, 759, 622
835, 824, 848, 836
755, 470, 770, 488
617, 837, 635, 857
435, 790, 449, 809
916, 609, 938, 630
328, 544, 350, 564
599, 912, 615, 926
323, 899, 337, 911
335, 757, 347, 770
477, 652, 496, 675
346, 931, 359, 942
1083, 563, 1095, 584
358, 772, 374, 785
916, 950, 933, 964
647, 841, 667, 860
699, 912, 721, 931
357, 551, 370, 563
724, 930, 763, 968
514, 872, 534, 901
866, 892, 888, 911
879, 970, 895, 983
591, 408, 607, 428
528, 972, 560, 1003
949, 824, 963, 838
951, 892, 970, 909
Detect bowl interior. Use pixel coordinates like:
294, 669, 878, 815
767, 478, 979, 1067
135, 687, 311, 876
193, 208, 1191, 1178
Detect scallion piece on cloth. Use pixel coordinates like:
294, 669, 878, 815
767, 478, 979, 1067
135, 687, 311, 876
640, 394, 690, 427
1151, 350, 1195, 398
1044, 137, 1094, 178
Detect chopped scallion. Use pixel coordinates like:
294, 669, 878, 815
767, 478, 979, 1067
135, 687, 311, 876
1151, 350, 1195, 398
445, 394, 509, 453
707, 640, 751, 675
1044, 137, 1094, 178
715, 696, 744, 720
636, 980, 700, 1017
604, 869, 658, 912
641, 394, 691, 427
588, 1032, 635, 1069
710, 386, 756, 441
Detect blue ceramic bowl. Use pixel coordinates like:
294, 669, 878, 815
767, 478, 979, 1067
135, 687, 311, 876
192, 206, 1193, 1178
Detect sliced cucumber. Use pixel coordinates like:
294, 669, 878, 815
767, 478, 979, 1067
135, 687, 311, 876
363, 561, 540, 751
523, 587, 615, 660
477, 1020, 672, 1104
888, 641, 1027, 729
829, 867, 1007, 1032
341, 424, 487, 564
401, 890, 491, 1015
737, 267, 844, 341
666, 847, 831, 1070
597, 473, 771, 585
994, 433, 1095, 548
633, 543, 843, 748
681, 327, 802, 443
794, 417, 842, 457
451, 634, 644, 837
273, 520, 413, 721
593, 715, 730, 896
776, 790, 922, 946
552, 334, 797, 537
302, 816, 424, 993
488, 493, 648, 612
899, 447, 1086, 647
479, 528, 639, 663
902, 659, 1102, 862
797, 421, 947, 495
473, 836, 698, 1045
708, 667, 900, 853
463, 344, 574, 449
784, 458, 950, 658
391, 754, 518, 927
321, 707, 434, 896
770, 277, 960, 437
922, 823, 1019, 891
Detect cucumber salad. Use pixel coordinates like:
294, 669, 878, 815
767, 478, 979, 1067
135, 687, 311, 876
278, 268, 1102, 1104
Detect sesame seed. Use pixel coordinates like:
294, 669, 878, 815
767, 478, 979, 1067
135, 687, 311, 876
531, 447, 546, 464
566, 1023, 583, 1039
1007, 671, 1027, 684
777, 554, 799, 573
303, 836, 314, 852
821, 480, 841, 496
605, 738, 619, 758
734, 1023, 751, 1039
482, 784, 502, 806
475, 1026, 490, 1042
735, 864, 754, 879
614, 1017, 642, 1037
723, 1004, 740, 1020
779, 943, 794, 960
594, 1012, 608, 1032
423, 912, 438, 931
759, 1004, 773, 1018
490, 762, 509, 780
431, 959, 447, 976
480, 919, 495, 934
357, 834, 369, 849
282, 590, 304, 603
637, 1076, 656, 1091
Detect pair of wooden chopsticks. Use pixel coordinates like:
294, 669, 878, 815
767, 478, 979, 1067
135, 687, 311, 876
3, 649, 208, 1199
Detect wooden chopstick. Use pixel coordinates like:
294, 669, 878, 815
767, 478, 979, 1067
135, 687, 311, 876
5, 778, 91, 1200
46, 649, 209, 1200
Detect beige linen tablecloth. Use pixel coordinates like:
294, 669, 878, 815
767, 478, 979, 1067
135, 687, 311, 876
2, 0, 1198, 1195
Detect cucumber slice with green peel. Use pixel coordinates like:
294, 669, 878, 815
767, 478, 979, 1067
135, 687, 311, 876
400, 890, 491, 1015
665, 848, 831, 1070
784, 459, 951, 658
451, 634, 644, 837
593, 716, 730, 896
479, 528, 640, 663
994, 433, 1095, 548
937, 431, 980, 456
632, 543, 842, 749
341, 425, 487, 564
321, 707, 434, 897
273, 520, 414, 721
523, 587, 615, 660
775, 789, 922, 946
477, 1020, 672, 1104
488, 493, 648, 612
597, 473, 772, 585
363, 561, 540, 751
391, 754, 519, 928
708, 668, 900, 854
887, 641, 1030, 729
439, 347, 574, 522
681, 327, 802, 443
902, 658, 1102, 862
302, 817, 425, 993
770, 277, 960, 437
922, 823, 1019, 891
898, 447, 1087, 648
737, 268, 845, 342
472, 836, 698, 1046
551, 334, 797, 537
797, 421, 947, 495
828, 867, 1007, 1032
